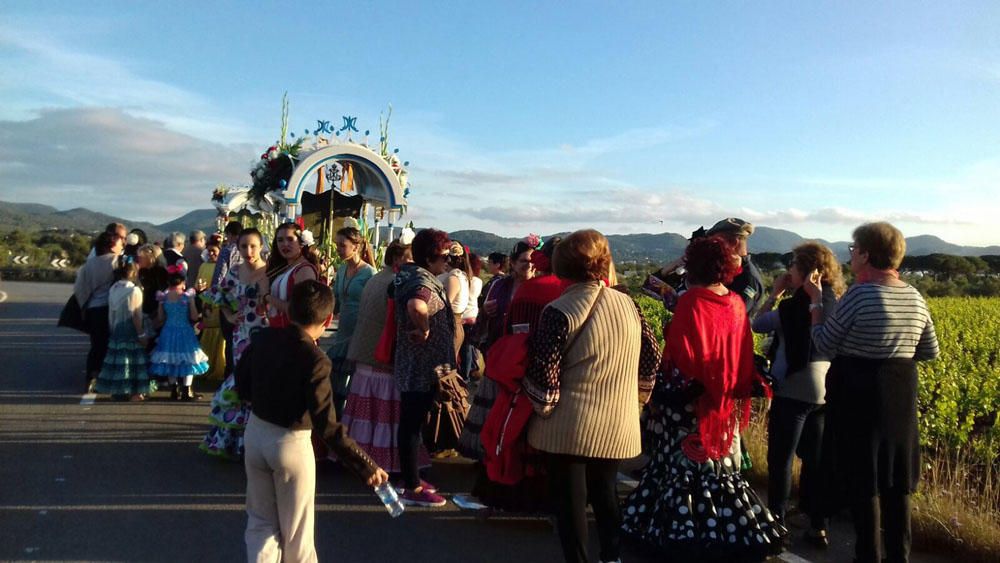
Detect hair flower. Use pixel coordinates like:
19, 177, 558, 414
342, 217, 361, 230
524, 233, 542, 249
398, 227, 416, 246
448, 241, 465, 257
300, 229, 315, 246
126, 233, 139, 246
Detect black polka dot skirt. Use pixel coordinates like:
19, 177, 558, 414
622, 371, 787, 562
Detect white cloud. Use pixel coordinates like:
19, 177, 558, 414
0, 108, 252, 222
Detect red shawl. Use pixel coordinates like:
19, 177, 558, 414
664, 287, 756, 461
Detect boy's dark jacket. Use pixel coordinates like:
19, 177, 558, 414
236, 325, 377, 479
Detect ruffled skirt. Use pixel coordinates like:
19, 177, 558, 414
150, 325, 209, 377
622, 373, 786, 562
337, 363, 430, 473
200, 374, 248, 460
96, 334, 156, 396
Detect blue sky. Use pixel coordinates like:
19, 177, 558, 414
1, 1, 999, 245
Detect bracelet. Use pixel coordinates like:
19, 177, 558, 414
808, 302, 823, 312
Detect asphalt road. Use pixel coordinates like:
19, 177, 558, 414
0, 281, 950, 563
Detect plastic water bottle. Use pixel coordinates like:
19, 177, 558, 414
374, 483, 405, 518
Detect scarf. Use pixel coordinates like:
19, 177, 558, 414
665, 287, 755, 461
392, 263, 446, 305
777, 287, 812, 375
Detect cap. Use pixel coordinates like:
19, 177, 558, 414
706, 217, 754, 238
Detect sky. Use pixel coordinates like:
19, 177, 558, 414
1, 1, 999, 245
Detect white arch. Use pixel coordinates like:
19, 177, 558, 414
282, 143, 405, 217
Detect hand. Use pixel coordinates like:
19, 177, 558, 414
772, 272, 792, 296
803, 269, 823, 301
367, 468, 389, 487
484, 299, 498, 316
407, 327, 430, 344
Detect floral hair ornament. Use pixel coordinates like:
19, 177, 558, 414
166, 263, 185, 275
523, 233, 543, 250
300, 229, 315, 246
126, 233, 140, 246
398, 227, 416, 246
342, 217, 361, 230
448, 241, 465, 257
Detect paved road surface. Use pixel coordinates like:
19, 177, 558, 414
0, 281, 950, 562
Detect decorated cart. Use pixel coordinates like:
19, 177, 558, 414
211, 96, 410, 271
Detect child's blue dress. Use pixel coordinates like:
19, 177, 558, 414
149, 290, 210, 377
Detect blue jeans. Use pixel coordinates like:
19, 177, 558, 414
767, 396, 826, 529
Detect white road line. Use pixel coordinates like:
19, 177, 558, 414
0, 290, 8, 303
80, 393, 96, 405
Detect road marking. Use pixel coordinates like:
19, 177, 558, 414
779, 553, 813, 563
55, 477, 66, 483
80, 393, 96, 405
62, 455, 73, 459
38, 510, 47, 515
24, 547, 39, 554
0, 290, 8, 303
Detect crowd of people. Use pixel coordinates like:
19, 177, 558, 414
70, 216, 939, 563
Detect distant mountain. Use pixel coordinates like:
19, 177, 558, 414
157, 209, 219, 237
2, 201, 998, 261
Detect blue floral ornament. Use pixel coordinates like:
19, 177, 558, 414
279, 179, 287, 189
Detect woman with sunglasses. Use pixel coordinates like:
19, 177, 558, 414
390, 228, 456, 507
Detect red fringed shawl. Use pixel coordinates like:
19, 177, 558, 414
664, 287, 757, 461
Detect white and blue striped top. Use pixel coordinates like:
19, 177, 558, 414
812, 283, 939, 361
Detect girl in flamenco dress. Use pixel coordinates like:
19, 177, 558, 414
200, 228, 269, 460
148, 262, 210, 400
94, 258, 156, 401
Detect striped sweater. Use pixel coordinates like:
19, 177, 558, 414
811, 283, 939, 361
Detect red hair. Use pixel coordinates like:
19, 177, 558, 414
684, 236, 741, 286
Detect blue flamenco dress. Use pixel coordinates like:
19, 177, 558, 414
200, 269, 268, 460
149, 290, 210, 378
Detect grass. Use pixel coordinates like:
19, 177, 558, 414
741, 404, 1000, 562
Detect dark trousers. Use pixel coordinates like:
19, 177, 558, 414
458, 324, 477, 380
398, 390, 436, 489
546, 454, 621, 563
767, 397, 826, 529
220, 313, 235, 378
853, 491, 911, 563
83, 306, 110, 380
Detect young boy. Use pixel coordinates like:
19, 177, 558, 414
237, 280, 389, 562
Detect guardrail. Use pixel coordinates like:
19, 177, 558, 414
0, 267, 76, 283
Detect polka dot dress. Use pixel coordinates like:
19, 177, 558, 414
622, 369, 787, 561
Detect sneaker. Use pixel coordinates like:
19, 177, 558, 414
395, 479, 438, 494
399, 488, 447, 507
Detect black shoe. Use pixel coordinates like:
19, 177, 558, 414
170, 384, 181, 401
804, 528, 829, 549
180, 385, 202, 401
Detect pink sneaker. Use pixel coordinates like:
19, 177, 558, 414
400, 488, 447, 507
395, 479, 437, 494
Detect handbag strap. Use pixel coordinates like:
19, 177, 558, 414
562, 284, 605, 356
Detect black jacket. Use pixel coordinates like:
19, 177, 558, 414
235, 325, 377, 479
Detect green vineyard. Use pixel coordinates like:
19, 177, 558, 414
918, 298, 1000, 463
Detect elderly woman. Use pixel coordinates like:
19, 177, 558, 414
391, 228, 455, 508
74, 230, 124, 391
804, 222, 938, 563
523, 229, 659, 563
753, 242, 845, 548
622, 235, 786, 562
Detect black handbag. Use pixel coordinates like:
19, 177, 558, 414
58, 295, 89, 333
